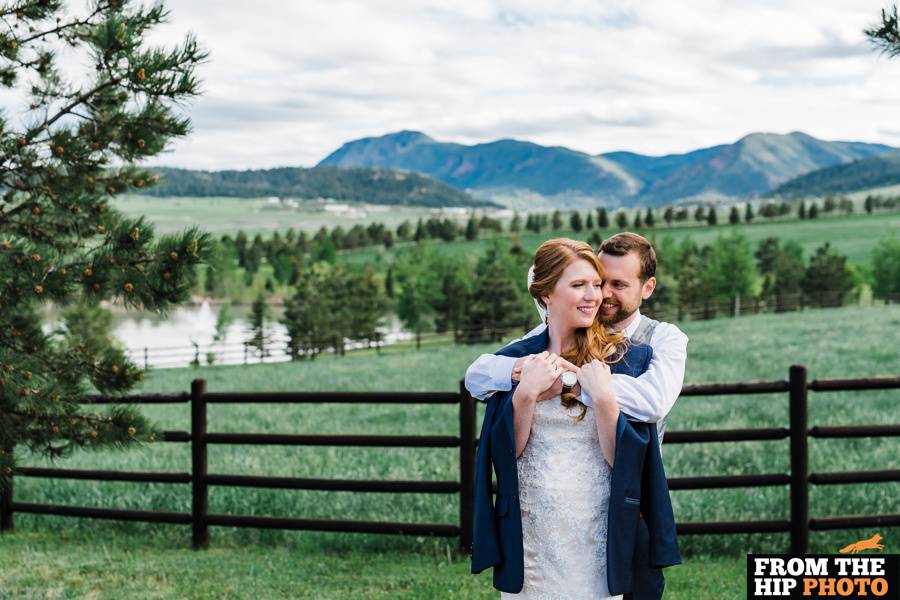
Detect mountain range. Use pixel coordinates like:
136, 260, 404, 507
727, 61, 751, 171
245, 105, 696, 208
773, 150, 900, 197
318, 130, 895, 206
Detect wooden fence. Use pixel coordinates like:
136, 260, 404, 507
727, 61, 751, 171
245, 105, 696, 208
1, 366, 898, 554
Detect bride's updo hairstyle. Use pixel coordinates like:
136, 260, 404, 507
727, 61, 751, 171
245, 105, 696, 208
528, 238, 625, 421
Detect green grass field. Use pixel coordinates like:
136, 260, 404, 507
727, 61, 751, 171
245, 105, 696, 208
112, 195, 472, 237
3, 304, 899, 598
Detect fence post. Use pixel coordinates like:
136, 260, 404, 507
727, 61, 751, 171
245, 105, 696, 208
459, 380, 476, 554
789, 365, 809, 555
0, 445, 13, 533
191, 378, 209, 550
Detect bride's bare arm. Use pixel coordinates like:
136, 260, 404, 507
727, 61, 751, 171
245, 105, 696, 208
512, 384, 539, 458
592, 396, 619, 467
511, 352, 561, 458
576, 360, 618, 467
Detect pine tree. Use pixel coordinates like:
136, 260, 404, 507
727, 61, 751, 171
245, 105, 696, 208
694, 205, 706, 223
385, 266, 395, 298
460, 242, 530, 342
396, 220, 412, 241
798, 200, 807, 219
706, 206, 718, 225
0, 0, 208, 487
509, 212, 522, 233
663, 207, 674, 225
744, 202, 755, 223
570, 211, 583, 233
802, 243, 854, 307
551, 210, 563, 230
615, 210, 628, 229
729, 205, 740, 225
415, 218, 426, 241
465, 216, 478, 241
633, 211, 643, 229
808, 203, 819, 219
597, 207, 609, 229
645, 208, 655, 228
311, 236, 336, 264
585, 212, 594, 230
247, 293, 271, 358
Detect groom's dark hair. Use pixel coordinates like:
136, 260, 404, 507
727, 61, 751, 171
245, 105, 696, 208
598, 232, 657, 281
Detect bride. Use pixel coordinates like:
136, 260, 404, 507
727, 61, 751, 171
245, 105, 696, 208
471, 238, 674, 599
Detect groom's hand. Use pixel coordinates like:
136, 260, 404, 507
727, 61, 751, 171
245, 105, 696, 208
512, 354, 577, 383
577, 359, 615, 405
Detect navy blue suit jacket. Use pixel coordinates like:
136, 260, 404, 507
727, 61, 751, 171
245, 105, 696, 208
470, 328, 681, 594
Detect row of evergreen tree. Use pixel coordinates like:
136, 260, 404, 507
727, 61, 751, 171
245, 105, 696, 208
239, 233, 900, 359
210, 194, 895, 289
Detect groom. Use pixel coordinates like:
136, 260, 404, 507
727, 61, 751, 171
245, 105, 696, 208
464, 231, 688, 600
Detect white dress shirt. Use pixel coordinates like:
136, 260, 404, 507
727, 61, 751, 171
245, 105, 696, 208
463, 309, 688, 423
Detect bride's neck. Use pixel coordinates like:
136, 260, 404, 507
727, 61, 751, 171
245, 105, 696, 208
547, 322, 575, 356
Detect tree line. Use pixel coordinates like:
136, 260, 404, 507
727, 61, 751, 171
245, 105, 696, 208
234, 232, 900, 360
219, 193, 895, 269
199, 191, 898, 302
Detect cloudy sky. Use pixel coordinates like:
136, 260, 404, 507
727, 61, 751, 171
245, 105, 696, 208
17, 0, 900, 169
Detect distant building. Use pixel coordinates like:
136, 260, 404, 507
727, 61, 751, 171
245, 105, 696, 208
322, 203, 366, 218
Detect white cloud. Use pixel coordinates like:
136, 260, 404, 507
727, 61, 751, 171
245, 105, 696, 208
4, 0, 899, 169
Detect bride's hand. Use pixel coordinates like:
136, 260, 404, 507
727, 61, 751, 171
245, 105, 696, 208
518, 352, 564, 401
536, 376, 563, 401
576, 359, 615, 405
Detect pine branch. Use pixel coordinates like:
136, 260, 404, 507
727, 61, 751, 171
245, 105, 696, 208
28, 76, 122, 140
865, 5, 900, 57
16, 4, 104, 46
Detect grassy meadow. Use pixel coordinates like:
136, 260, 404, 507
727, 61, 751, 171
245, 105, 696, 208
2, 303, 899, 598
112, 195, 471, 237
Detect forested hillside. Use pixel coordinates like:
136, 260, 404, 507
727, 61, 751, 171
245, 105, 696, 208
142, 166, 496, 208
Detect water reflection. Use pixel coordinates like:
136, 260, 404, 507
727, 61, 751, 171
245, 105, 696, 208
101, 302, 407, 369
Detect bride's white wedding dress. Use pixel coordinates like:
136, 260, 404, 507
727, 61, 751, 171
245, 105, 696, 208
500, 396, 623, 600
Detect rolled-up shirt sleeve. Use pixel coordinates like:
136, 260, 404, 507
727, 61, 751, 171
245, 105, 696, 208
465, 354, 519, 401
464, 323, 546, 401
580, 323, 688, 422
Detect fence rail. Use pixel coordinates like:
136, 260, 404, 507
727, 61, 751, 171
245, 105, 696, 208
1, 368, 898, 554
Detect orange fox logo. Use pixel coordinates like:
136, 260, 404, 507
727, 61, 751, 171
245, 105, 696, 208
838, 533, 884, 554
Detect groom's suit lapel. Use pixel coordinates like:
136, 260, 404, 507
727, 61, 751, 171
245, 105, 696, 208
494, 328, 550, 449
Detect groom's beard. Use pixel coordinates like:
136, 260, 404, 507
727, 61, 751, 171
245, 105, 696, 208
598, 300, 638, 326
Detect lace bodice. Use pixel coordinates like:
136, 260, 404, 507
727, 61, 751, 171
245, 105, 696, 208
501, 397, 621, 600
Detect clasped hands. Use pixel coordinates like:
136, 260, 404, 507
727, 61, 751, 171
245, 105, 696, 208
512, 351, 616, 405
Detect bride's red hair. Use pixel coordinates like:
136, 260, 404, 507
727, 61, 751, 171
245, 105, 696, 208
528, 238, 625, 420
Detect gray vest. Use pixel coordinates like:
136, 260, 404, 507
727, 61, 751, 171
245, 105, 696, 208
627, 316, 668, 444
